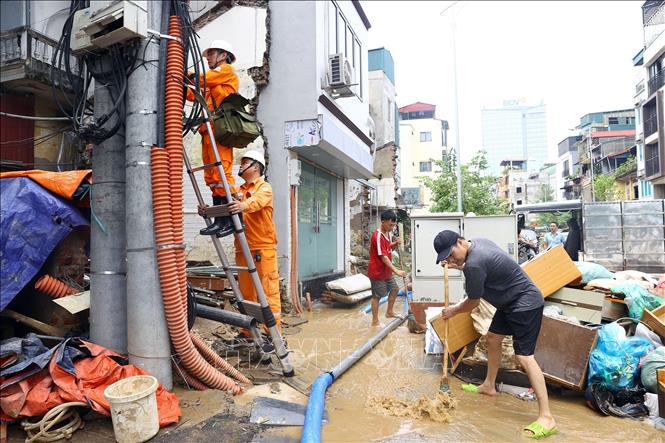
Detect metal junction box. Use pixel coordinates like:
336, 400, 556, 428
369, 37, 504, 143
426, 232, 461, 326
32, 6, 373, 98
71, 1, 147, 54
411, 213, 517, 303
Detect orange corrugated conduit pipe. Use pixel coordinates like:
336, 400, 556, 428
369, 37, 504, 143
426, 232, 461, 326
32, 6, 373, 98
34, 275, 78, 298
191, 333, 250, 384
172, 364, 209, 391
150, 16, 248, 394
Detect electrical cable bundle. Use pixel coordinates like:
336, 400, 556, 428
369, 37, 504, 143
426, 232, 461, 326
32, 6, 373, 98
172, 0, 209, 135
50, 0, 139, 143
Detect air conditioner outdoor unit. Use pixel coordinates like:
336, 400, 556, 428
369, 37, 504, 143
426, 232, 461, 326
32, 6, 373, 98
327, 53, 355, 98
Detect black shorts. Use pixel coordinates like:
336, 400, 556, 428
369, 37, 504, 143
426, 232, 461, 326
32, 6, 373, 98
488, 306, 544, 356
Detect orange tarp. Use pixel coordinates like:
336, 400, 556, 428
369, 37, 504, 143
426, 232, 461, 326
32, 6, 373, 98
0, 169, 92, 200
0, 340, 180, 426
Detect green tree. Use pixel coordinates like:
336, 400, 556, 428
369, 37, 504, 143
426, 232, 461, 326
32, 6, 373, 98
594, 174, 621, 201
534, 212, 571, 230
422, 150, 508, 215
535, 183, 555, 203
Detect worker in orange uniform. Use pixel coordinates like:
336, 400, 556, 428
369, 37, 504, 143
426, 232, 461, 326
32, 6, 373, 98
227, 150, 281, 344
186, 40, 239, 237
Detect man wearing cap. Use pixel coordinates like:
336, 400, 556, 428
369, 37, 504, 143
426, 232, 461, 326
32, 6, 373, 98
433, 230, 557, 439
227, 150, 281, 342
187, 40, 239, 237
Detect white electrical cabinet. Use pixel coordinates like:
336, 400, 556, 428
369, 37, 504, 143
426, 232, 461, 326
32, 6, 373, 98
71, 1, 147, 54
411, 213, 517, 303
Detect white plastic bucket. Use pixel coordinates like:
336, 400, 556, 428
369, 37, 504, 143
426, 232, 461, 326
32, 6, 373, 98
103, 375, 159, 443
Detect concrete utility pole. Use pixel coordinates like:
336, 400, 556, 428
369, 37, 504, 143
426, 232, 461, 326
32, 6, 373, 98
90, 78, 127, 353
441, 1, 464, 213
125, 1, 172, 388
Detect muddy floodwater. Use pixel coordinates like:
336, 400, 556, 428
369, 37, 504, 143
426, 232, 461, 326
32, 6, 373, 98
260, 300, 661, 442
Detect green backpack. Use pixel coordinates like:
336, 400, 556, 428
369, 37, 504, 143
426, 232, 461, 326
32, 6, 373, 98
212, 93, 261, 148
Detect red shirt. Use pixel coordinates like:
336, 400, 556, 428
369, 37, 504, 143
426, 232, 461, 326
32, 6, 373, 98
368, 228, 393, 280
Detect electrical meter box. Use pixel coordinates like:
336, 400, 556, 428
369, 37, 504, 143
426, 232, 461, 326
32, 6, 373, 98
71, 1, 147, 54
411, 213, 517, 302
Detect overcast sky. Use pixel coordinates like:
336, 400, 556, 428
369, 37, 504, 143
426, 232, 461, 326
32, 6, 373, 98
361, 0, 645, 163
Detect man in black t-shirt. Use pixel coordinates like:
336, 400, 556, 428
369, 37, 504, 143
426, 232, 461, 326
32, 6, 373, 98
433, 230, 557, 439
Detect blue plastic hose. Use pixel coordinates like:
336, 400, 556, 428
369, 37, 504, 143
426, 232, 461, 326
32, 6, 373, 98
360, 290, 412, 314
301, 372, 333, 443
301, 297, 410, 442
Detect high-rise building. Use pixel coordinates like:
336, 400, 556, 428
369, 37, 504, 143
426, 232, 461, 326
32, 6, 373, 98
481, 99, 548, 176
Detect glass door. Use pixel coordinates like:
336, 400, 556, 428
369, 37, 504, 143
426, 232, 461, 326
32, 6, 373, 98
297, 162, 338, 279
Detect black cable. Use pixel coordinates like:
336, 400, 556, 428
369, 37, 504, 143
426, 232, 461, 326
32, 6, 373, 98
49, 0, 147, 144
174, 0, 209, 135
0, 127, 71, 145
156, 0, 169, 148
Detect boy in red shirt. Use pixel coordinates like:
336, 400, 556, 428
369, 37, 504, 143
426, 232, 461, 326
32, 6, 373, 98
368, 210, 406, 326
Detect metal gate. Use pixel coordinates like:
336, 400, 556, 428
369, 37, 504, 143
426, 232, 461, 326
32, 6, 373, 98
583, 200, 665, 273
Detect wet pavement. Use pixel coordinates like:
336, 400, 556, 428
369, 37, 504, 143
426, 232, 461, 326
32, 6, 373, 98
5, 300, 662, 442
261, 300, 661, 442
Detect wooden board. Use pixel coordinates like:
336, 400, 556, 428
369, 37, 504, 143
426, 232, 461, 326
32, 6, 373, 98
522, 245, 582, 297
0, 309, 68, 337
187, 275, 228, 291
52, 290, 90, 314
642, 304, 665, 339
430, 311, 481, 354
545, 287, 604, 324
602, 297, 628, 322
534, 316, 598, 391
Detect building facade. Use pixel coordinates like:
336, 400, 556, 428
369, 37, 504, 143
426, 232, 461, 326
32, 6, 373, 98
1, 0, 84, 172
185, 0, 374, 298
639, 0, 665, 199
367, 47, 399, 207
556, 135, 582, 200
398, 102, 448, 211
348, 47, 399, 262
575, 110, 637, 201
633, 48, 653, 199
481, 99, 548, 176
498, 161, 557, 207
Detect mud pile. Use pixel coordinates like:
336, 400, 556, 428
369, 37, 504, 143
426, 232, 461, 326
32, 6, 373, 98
368, 391, 457, 423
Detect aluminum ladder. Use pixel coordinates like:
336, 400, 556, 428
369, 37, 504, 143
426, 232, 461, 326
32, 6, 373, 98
182, 93, 294, 377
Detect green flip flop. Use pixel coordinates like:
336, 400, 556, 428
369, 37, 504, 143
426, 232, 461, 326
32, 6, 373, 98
461, 383, 478, 393
522, 421, 558, 439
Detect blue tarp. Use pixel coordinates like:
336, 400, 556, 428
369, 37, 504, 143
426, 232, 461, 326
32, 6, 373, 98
0, 177, 88, 310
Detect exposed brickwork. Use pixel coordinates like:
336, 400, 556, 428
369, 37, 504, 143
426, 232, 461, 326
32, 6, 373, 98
45, 228, 89, 290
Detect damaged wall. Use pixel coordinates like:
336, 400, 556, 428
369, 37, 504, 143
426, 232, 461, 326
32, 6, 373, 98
183, 4, 269, 265
33, 99, 81, 171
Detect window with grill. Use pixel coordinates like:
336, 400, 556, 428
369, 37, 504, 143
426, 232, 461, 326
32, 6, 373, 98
419, 161, 432, 172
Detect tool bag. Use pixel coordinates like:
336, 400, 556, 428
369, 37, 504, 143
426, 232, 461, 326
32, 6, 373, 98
211, 93, 261, 148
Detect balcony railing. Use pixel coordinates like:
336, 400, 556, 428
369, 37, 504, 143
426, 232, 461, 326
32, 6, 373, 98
644, 113, 659, 137
645, 143, 661, 179
648, 70, 665, 95
1, 26, 80, 88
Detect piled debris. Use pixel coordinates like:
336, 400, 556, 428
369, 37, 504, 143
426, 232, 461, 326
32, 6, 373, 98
321, 273, 373, 305
419, 245, 665, 428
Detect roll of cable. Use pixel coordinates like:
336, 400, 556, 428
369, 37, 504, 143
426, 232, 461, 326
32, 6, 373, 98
21, 402, 88, 443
